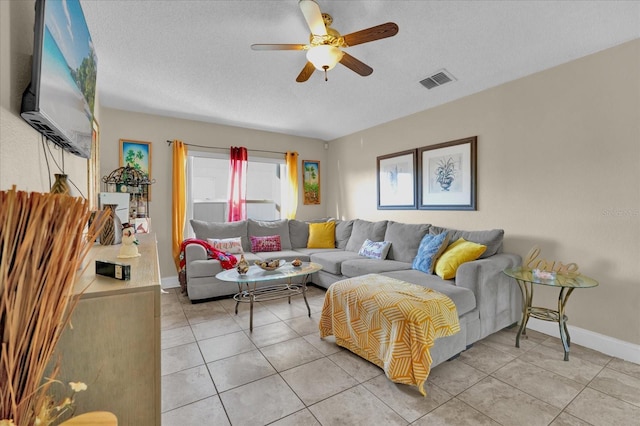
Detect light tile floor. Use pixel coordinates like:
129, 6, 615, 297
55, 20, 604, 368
160, 286, 640, 425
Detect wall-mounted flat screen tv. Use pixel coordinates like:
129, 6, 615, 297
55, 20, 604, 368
21, 0, 97, 159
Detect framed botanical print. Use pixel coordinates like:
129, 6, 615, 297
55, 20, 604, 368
377, 149, 417, 209
418, 136, 477, 210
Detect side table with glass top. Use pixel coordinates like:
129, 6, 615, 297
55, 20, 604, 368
503, 267, 599, 361
216, 261, 322, 331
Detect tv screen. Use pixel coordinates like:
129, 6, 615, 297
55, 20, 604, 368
21, 0, 97, 159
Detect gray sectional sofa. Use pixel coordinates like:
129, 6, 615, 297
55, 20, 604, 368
185, 218, 522, 367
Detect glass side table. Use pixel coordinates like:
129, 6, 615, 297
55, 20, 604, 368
503, 267, 599, 361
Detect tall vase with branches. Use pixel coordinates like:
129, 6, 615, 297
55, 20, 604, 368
0, 188, 106, 425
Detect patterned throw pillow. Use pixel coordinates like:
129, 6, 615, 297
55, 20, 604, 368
412, 232, 450, 274
206, 237, 244, 254
250, 235, 282, 252
358, 239, 392, 260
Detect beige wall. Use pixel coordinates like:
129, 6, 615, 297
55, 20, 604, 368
0, 0, 89, 194
326, 39, 640, 345
99, 107, 327, 280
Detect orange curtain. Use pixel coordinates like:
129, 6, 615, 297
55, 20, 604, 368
172, 140, 187, 271
228, 147, 248, 222
284, 151, 298, 219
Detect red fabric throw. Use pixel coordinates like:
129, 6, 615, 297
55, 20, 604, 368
178, 238, 238, 272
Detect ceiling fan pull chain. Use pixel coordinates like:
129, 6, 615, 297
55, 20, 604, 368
323, 66, 329, 81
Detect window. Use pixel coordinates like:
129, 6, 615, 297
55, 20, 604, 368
186, 151, 286, 235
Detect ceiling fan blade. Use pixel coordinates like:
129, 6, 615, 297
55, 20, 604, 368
343, 22, 399, 47
296, 62, 316, 83
251, 44, 307, 51
299, 0, 327, 36
339, 52, 373, 76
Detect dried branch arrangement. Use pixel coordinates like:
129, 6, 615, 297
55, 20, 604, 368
0, 188, 106, 425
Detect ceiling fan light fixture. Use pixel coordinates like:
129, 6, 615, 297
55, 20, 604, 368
306, 45, 344, 71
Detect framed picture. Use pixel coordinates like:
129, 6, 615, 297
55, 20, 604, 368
119, 139, 152, 200
302, 160, 320, 205
87, 119, 100, 210
418, 136, 477, 210
377, 149, 417, 209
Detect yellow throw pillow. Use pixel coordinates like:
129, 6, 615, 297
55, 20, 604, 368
307, 221, 336, 248
435, 238, 487, 280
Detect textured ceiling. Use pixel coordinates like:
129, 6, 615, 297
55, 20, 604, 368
80, 0, 640, 142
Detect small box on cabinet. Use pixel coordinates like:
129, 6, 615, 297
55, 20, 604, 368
96, 260, 131, 280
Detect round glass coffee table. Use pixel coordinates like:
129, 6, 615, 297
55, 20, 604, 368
503, 267, 598, 361
216, 261, 322, 331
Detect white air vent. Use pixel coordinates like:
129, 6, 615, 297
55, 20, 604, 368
420, 69, 456, 90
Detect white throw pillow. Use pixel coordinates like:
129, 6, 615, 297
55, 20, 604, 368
358, 239, 392, 260
207, 237, 244, 254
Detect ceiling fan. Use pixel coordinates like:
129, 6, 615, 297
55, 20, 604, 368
251, 0, 399, 82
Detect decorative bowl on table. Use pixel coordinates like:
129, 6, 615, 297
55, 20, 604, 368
291, 259, 303, 268
532, 269, 556, 281
255, 259, 283, 271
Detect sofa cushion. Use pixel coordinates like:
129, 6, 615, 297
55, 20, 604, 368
190, 219, 250, 252
334, 219, 354, 249
358, 239, 392, 260
294, 247, 343, 256
289, 219, 310, 248
384, 221, 430, 263
248, 219, 292, 250
310, 250, 363, 275
412, 232, 450, 274
430, 226, 503, 258
255, 250, 310, 263
187, 252, 262, 278
381, 269, 476, 316
435, 238, 487, 280
250, 235, 282, 252
341, 259, 412, 277
308, 222, 336, 248
345, 219, 388, 252
206, 237, 244, 254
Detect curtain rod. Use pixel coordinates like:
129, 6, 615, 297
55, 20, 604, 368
166, 140, 286, 155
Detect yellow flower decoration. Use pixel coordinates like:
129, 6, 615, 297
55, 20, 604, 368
69, 382, 88, 392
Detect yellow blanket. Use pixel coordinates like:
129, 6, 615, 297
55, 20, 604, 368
319, 274, 460, 395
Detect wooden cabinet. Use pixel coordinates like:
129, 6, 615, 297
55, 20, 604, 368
52, 233, 161, 425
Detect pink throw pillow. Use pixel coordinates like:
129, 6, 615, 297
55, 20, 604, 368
250, 235, 282, 252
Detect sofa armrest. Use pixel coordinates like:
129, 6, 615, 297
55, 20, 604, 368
185, 244, 208, 262
455, 253, 523, 339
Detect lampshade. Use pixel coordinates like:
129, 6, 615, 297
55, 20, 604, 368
306, 45, 344, 71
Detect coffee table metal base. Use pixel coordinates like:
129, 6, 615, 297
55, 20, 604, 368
233, 279, 311, 331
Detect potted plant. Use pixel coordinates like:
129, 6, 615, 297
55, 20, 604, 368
435, 157, 456, 191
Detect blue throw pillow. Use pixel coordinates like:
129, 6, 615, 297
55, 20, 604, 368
412, 232, 450, 274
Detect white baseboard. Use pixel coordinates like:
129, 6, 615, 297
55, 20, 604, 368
527, 318, 640, 364
161, 275, 180, 289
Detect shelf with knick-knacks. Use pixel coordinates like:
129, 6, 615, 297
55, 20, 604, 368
102, 164, 155, 233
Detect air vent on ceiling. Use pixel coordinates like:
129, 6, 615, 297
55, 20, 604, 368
419, 69, 456, 90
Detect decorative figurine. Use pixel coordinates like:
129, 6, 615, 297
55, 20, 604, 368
117, 223, 141, 258
236, 254, 249, 274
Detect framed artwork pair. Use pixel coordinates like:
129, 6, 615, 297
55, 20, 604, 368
377, 136, 477, 211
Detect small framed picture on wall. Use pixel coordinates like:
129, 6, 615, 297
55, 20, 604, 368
302, 160, 320, 205
120, 139, 152, 200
